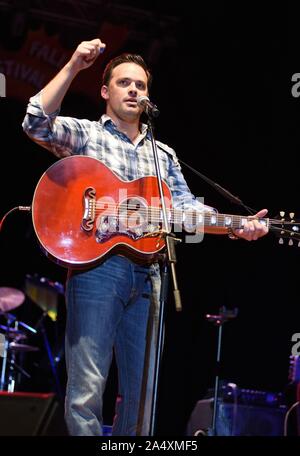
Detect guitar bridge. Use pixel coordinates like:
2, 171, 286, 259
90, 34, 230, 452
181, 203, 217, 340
95, 217, 152, 243
81, 187, 96, 231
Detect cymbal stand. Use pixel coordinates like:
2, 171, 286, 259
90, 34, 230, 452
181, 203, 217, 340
0, 313, 15, 391
7, 327, 32, 392
7, 348, 17, 392
1, 317, 33, 392
0, 337, 9, 391
7, 355, 31, 392
35, 311, 64, 402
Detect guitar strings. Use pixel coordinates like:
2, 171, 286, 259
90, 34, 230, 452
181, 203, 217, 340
92, 203, 289, 226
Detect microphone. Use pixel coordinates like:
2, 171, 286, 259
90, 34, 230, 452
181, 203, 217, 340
137, 95, 160, 118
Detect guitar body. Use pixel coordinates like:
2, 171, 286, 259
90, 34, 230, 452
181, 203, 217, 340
32, 155, 168, 268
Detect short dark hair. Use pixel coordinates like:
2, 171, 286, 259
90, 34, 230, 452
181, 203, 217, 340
102, 53, 152, 90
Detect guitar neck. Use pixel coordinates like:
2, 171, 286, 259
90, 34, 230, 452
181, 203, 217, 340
166, 209, 270, 234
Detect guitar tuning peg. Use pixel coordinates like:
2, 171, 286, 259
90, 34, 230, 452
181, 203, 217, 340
289, 212, 295, 219
289, 239, 294, 246
280, 211, 285, 217
279, 238, 284, 245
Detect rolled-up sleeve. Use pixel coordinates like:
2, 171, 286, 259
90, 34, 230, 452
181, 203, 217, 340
22, 91, 90, 158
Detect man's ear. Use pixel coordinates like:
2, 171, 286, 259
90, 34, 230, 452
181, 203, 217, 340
101, 85, 109, 100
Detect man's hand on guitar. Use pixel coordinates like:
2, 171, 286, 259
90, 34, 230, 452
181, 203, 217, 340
234, 208, 269, 241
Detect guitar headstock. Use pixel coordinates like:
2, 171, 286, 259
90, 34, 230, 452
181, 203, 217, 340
272, 211, 300, 247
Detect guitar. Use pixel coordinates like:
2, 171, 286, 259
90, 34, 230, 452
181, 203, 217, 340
31, 155, 295, 268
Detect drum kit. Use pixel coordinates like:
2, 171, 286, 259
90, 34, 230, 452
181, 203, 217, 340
0, 276, 64, 394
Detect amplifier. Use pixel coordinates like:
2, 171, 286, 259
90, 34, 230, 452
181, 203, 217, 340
186, 395, 287, 436
0, 392, 68, 435
219, 384, 284, 408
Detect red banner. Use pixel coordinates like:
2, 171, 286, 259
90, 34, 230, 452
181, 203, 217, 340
0, 23, 129, 102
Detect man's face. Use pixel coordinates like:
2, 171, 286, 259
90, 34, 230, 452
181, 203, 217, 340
101, 62, 148, 122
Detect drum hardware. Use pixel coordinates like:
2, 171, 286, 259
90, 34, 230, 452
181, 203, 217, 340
25, 274, 64, 322
0, 325, 27, 340
1, 276, 65, 398
9, 342, 40, 352
0, 297, 38, 392
0, 287, 25, 312
25, 274, 65, 401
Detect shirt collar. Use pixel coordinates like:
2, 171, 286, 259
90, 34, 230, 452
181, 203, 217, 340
99, 114, 149, 139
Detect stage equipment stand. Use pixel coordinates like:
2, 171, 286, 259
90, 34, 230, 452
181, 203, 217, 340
206, 306, 238, 435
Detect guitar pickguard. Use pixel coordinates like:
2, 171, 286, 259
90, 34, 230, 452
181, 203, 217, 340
95, 197, 160, 242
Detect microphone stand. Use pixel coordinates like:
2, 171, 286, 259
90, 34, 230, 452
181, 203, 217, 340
147, 113, 182, 436
206, 306, 238, 435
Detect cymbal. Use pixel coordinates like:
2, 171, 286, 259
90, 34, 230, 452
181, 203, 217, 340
9, 342, 39, 352
0, 287, 25, 312
25, 274, 64, 321
25, 274, 64, 295
0, 324, 27, 340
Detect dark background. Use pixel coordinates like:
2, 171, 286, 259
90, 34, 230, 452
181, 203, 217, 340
0, 1, 299, 435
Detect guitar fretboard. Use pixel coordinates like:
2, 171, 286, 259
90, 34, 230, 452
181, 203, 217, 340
96, 202, 269, 230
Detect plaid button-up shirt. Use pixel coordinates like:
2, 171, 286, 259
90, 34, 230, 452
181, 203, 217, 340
23, 92, 213, 216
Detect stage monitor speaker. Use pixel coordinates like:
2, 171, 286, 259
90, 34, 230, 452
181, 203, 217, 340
186, 398, 287, 436
0, 392, 68, 435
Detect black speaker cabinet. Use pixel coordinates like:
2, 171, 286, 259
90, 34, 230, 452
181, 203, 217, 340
186, 398, 287, 436
0, 392, 68, 435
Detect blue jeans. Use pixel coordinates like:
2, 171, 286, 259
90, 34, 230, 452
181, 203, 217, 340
64, 255, 160, 436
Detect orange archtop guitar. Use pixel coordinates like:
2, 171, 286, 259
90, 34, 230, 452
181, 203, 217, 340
31, 155, 275, 269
